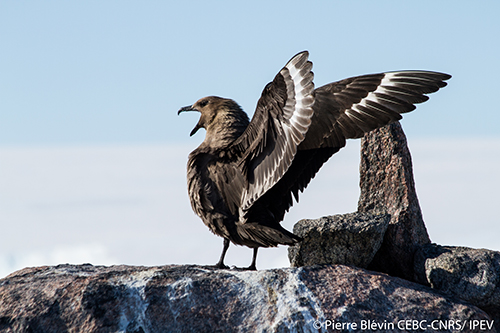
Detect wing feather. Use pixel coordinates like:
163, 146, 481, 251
255, 70, 451, 222
230, 58, 450, 226
230, 51, 315, 215
300, 70, 451, 149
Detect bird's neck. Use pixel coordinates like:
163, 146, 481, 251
203, 110, 249, 149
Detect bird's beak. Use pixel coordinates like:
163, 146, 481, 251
189, 124, 202, 137
177, 104, 198, 115
178, 104, 202, 136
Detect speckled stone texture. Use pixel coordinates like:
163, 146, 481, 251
414, 243, 500, 329
0, 264, 494, 333
358, 122, 431, 281
288, 212, 390, 268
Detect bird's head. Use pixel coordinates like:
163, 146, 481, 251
178, 96, 249, 139
178, 96, 222, 136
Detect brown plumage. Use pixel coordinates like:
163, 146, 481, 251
178, 51, 450, 270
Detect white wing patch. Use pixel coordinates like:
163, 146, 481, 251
347, 73, 398, 121
240, 52, 314, 214
344, 71, 438, 133
282, 54, 315, 143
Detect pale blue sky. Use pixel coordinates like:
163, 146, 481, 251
1, 2, 500, 275
1, 1, 499, 146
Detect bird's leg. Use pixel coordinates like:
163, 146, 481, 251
214, 238, 230, 269
245, 248, 258, 271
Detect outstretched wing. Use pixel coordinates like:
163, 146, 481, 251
256, 70, 452, 222
231, 51, 315, 214
301, 71, 452, 149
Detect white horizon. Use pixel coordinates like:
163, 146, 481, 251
1, 138, 499, 278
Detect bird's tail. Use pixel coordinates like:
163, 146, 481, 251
234, 223, 302, 248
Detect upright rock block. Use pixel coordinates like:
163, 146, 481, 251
358, 122, 430, 280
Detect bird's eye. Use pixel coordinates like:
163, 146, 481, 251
199, 100, 208, 107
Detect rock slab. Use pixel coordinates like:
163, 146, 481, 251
0, 264, 494, 333
288, 212, 390, 268
414, 243, 500, 330
358, 122, 431, 281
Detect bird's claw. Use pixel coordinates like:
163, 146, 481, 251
213, 262, 229, 269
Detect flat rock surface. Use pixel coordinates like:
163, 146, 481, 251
288, 212, 390, 268
0, 264, 494, 333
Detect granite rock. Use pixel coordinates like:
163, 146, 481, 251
358, 122, 431, 280
414, 243, 500, 330
0, 264, 494, 333
288, 212, 390, 268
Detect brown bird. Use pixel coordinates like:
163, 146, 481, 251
178, 51, 450, 270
